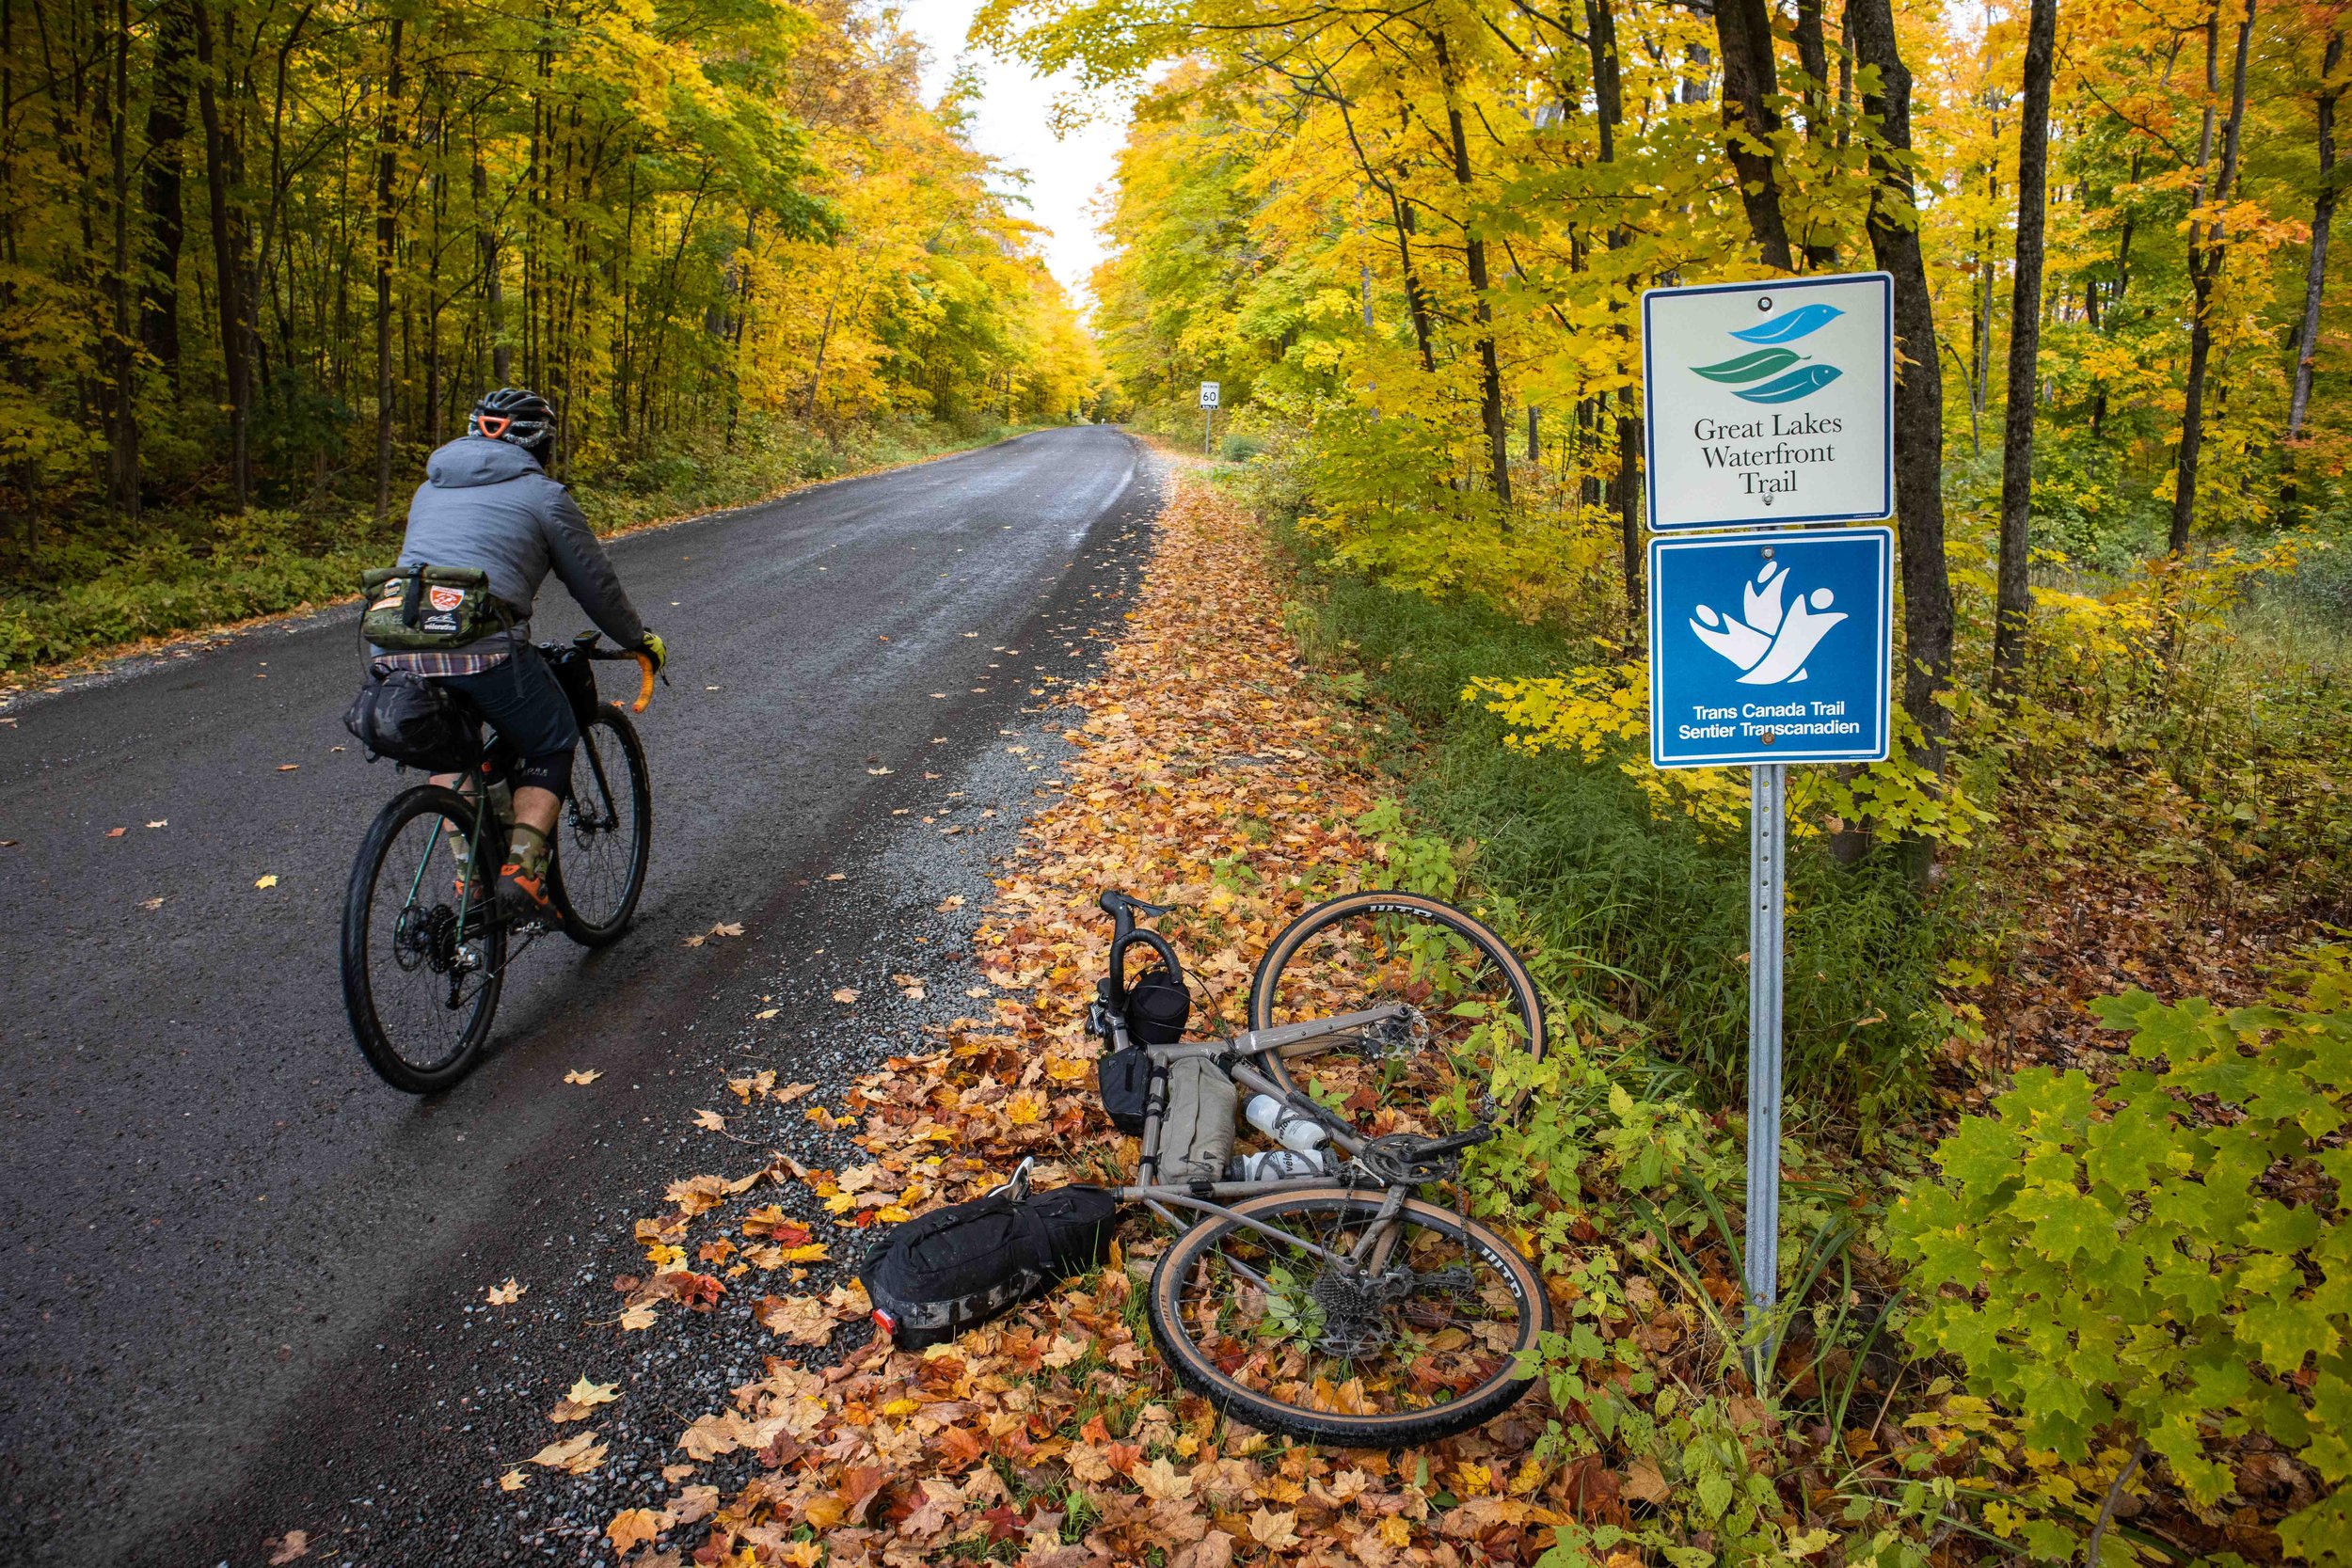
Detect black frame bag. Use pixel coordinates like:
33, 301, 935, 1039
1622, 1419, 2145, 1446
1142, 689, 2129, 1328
860, 1185, 1119, 1351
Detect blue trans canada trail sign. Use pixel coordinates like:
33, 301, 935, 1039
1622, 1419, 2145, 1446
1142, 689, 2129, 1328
1648, 526, 1894, 769
1642, 272, 1894, 531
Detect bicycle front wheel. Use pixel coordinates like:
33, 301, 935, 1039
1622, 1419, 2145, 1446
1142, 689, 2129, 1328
342, 784, 506, 1093
1147, 1187, 1549, 1447
549, 705, 651, 948
1249, 891, 1546, 1129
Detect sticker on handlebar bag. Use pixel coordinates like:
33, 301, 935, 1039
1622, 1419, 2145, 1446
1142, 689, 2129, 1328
428, 585, 466, 611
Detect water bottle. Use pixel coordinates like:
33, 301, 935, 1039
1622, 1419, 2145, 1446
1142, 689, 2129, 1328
1226, 1148, 1333, 1181
1245, 1094, 1330, 1153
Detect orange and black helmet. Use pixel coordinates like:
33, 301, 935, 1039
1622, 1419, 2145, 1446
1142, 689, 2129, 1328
468, 388, 556, 463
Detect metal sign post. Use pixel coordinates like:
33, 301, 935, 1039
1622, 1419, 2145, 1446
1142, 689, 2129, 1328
1200, 381, 1220, 455
1745, 762, 1785, 1325
1641, 268, 1897, 1349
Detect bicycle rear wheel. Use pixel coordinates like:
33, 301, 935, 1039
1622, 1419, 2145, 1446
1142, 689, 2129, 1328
1248, 891, 1545, 1130
549, 705, 651, 948
342, 784, 506, 1093
1146, 1186, 1548, 1447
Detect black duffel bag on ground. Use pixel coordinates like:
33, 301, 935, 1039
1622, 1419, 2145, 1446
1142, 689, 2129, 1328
860, 1182, 1120, 1352
342, 665, 477, 769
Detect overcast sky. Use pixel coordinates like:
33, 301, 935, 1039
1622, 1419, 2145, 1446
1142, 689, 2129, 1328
898, 0, 1131, 310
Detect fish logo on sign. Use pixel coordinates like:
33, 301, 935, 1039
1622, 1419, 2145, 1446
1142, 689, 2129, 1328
1690, 559, 1847, 685
1689, 302, 1844, 405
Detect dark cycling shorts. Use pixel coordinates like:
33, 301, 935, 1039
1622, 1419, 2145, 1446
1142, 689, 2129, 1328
439, 646, 579, 798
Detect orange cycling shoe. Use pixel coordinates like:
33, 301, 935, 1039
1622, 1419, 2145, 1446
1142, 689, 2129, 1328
495, 861, 554, 926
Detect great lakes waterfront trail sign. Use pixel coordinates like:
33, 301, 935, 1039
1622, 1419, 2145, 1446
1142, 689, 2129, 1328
1641, 272, 1893, 531
1637, 272, 1898, 1346
1647, 527, 1894, 768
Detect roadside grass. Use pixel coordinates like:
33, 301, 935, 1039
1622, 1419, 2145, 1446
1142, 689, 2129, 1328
0, 412, 1036, 679
1271, 523, 1951, 1130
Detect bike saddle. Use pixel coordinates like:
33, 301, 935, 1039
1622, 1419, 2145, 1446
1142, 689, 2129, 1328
1098, 889, 1173, 919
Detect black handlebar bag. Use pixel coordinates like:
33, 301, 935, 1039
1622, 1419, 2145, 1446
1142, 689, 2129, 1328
860, 1185, 1119, 1351
1098, 927, 1193, 1132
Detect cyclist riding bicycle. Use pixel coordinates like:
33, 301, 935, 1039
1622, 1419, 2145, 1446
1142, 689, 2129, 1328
373, 388, 667, 925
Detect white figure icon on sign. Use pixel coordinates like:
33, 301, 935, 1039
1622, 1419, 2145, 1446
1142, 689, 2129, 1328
1690, 560, 1847, 685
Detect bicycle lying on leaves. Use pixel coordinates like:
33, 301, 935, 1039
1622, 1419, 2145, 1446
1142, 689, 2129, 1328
880, 886, 1554, 1448
340, 633, 656, 1093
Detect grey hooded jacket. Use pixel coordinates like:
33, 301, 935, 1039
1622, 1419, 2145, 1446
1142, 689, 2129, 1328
389, 437, 645, 653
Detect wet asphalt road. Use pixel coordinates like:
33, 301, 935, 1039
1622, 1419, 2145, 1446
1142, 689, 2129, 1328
0, 426, 1163, 1566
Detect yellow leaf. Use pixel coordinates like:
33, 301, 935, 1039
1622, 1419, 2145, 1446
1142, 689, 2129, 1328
618, 1303, 658, 1331
486, 1278, 524, 1306
253, 874, 278, 890
645, 1243, 685, 1269
498, 1469, 525, 1492
692, 1109, 725, 1132
548, 1377, 621, 1422
1379, 1515, 1412, 1547
563, 1069, 601, 1085
607, 1508, 663, 1553
832, 988, 859, 1005
754, 1007, 779, 1020
528, 1431, 607, 1474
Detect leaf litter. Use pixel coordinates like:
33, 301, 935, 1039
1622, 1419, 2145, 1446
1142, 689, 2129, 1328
549, 472, 1597, 1564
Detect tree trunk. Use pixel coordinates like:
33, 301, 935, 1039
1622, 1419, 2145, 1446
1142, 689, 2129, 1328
373, 16, 405, 519
1432, 32, 1513, 507
141, 1, 192, 385
1991, 0, 2058, 688
103, 0, 138, 514
2283, 29, 2344, 519
192, 0, 249, 510
2169, 0, 2254, 557
1589, 0, 1643, 635
1792, 0, 1836, 266
1714, 0, 1794, 270
1851, 0, 1957, 829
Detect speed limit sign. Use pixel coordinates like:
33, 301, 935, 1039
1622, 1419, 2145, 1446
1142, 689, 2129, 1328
1199, 382, 1220, 408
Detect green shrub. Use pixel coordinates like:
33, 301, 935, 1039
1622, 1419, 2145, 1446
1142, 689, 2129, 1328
1291, 553, 1948, 1123
1889, 946, 2352, 1561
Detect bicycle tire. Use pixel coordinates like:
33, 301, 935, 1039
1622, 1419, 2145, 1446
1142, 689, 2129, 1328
1146, 1186, 1549, 1447
342, 784, 507, 1094
1248, 891, 1547, 1124
549, 705, 652, 948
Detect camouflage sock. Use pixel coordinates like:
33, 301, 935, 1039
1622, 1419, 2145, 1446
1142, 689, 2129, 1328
507, 823, 550, 879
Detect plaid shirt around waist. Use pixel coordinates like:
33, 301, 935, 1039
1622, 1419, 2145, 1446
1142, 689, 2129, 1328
369, 620, 531, 678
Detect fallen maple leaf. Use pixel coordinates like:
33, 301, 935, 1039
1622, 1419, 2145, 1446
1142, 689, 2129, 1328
498, 1469, 525, 1493
1248, 1508, 1300, 1550
263, 1529, 310, 1564
618, 1303, 658, 1331
709, 922, 744, 937
486, 1278, 524, 1306
104, 827, 126, 838
1623, 1454, 1671, 1504
549, 1376, 620, 1422
831, 988, 859, 1004
1134, 1456, 1194, 1502
606, 1508, 663, 1553
936, 895, 965, 911
146, 819, 166, 828
773, 1081, 817, 1104
254, 874, 278, 889
527, 1431, 607, 1474
753, 1293, 836, 1346
692, 1109, 725, 1132
563, 1069, 601, 1085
